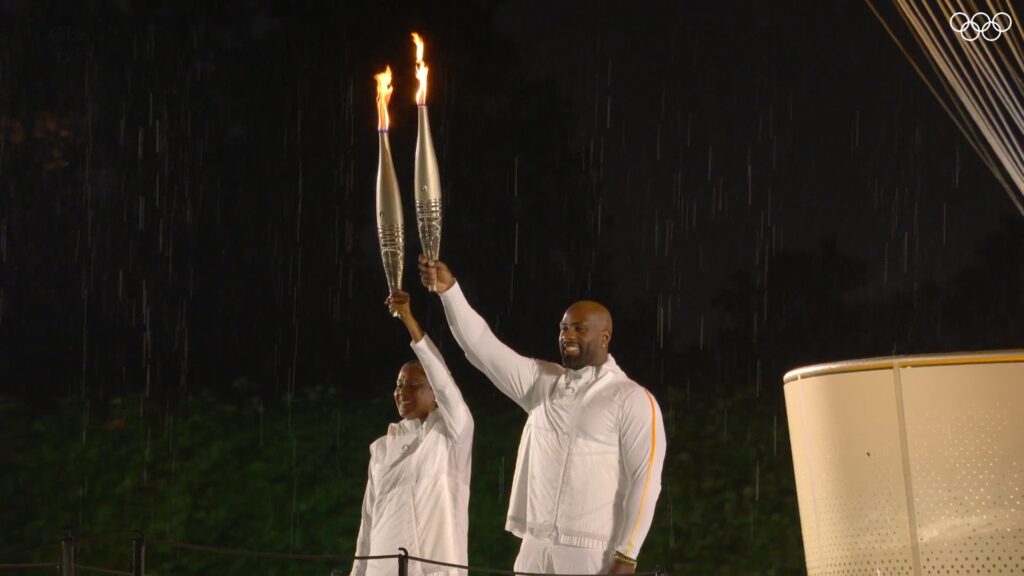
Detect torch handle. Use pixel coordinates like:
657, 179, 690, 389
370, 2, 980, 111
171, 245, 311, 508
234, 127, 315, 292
415, 198, 442, 293
377, 223, 404, 298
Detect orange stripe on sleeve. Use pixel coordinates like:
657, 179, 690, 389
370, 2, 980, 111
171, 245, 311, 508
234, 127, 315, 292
624, 389, 658, 556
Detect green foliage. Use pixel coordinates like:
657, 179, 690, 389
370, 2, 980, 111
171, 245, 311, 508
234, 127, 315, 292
645, 386, 805, 574
2, 384, 805, 574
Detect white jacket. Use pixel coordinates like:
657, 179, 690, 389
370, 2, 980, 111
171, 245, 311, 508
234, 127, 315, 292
439, 283, 665, 559
351, 336, 473, 576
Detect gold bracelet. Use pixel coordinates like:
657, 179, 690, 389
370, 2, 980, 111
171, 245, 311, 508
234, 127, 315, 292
613, 552, 638, 567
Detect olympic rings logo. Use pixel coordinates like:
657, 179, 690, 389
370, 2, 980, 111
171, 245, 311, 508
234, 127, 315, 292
949, 12, 1013, 42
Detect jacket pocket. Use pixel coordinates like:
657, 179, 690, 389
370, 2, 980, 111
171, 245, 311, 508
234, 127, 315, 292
557, 436, 619, 540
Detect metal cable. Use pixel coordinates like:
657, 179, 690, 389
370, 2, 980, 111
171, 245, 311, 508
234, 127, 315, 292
148, 539, 358, 562
0, 542, 59, 558
406, 554, 665, 576
76, 563, 133, 576
0, 562, 60, 571
865, 0, 1024, 216
76, 535, 137, 545
150, 541, 668, 575
11, 537, 669, 575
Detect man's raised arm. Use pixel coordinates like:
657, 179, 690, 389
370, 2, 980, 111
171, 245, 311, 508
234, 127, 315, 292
419, 256, 539, 410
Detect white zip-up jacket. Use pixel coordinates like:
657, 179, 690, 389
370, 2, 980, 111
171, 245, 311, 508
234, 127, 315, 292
351, 336, 473, 576
439, 282, 666, 559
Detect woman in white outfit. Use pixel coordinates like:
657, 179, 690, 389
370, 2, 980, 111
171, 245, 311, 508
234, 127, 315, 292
350, 291, 473, 576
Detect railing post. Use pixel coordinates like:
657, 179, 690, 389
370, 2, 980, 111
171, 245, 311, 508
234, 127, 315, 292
132, 531, 145, 576
60, 530, 75, 576
397, 547, 409, 576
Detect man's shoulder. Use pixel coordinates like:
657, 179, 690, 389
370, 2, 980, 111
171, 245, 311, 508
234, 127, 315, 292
608, 376, 662, 411
604, 368, 645, 393
535, 359, 564, 377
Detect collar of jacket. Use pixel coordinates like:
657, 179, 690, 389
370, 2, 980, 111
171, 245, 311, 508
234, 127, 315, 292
564, 354, 622, 382
387, 410, 437, 437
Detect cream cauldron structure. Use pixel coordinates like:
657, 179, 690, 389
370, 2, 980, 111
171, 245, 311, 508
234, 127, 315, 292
783, 351, 1024, 575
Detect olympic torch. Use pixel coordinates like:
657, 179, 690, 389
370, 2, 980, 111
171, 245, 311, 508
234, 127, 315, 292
374, 66, 404, 310
412, 33, 443, 290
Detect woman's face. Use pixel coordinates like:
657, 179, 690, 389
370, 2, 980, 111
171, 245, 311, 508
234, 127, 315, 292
394, 363, 435, 421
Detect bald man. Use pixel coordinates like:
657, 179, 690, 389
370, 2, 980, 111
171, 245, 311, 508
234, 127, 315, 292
419, 256, 666, 574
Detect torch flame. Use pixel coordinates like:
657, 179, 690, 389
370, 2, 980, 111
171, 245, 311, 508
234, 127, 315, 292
412, 33, 429, 106
374, 65, 393, 131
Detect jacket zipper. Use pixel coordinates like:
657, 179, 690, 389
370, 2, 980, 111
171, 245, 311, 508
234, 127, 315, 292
550, 369, 593, 540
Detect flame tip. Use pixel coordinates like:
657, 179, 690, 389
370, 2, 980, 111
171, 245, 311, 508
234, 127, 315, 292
412, 34, 428, 105
374, 65, 394, 131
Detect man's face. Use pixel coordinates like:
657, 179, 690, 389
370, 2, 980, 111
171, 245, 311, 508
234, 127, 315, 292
394, 364, 435, 421
559, 305, 609, 370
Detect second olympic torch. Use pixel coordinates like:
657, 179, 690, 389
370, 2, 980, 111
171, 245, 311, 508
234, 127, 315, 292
412, 33, 442, 289
374, 66, 404, 305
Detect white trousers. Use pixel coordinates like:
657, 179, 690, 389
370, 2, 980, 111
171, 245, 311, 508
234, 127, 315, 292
513, 536, 615, 574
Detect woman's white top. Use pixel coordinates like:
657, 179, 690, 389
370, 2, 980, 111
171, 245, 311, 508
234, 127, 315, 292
351, 335, 473, 576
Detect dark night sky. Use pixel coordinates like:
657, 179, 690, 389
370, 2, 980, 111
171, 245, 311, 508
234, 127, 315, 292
0, 0, 1020, 403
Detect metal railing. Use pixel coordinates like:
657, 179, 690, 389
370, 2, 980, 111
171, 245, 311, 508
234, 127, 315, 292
0, 531, 668, 576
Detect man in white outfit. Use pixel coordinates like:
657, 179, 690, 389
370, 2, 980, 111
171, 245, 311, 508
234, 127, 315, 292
418, 256, 666, 574
351, 291, 473, 576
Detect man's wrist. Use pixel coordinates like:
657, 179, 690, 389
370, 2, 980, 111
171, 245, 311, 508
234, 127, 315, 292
613, 551, 637, 567
437, 279, 458, 298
